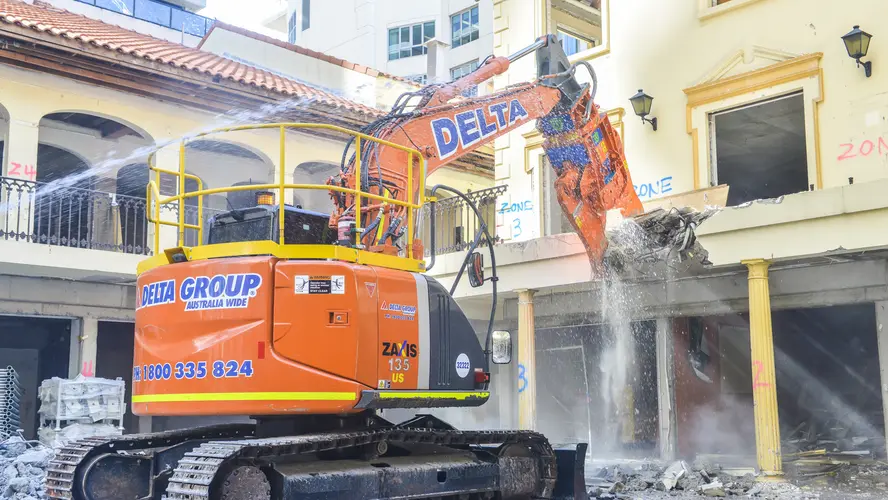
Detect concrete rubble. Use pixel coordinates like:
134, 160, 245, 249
604, 207, 719, 278
585, 459, 816, 499
0, 436, 54, 500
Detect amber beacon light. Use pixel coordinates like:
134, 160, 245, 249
256, 191, 275, 206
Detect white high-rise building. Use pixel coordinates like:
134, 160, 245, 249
279, 0, 493, 89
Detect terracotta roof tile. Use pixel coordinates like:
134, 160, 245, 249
200, 21, 422, 88
0, 0, 383, 117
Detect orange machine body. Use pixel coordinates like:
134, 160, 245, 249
132, 257, 441, 416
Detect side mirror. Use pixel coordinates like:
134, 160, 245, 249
491, 330, 512, 364
468, 251, 484, 288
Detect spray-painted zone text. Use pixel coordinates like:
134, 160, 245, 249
633, 176, 673, 200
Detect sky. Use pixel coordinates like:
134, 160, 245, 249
198, 0, 287, 39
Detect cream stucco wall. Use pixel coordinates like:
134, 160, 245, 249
483, 0, 888, 280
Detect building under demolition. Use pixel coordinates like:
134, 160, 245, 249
420, 0, 888, 482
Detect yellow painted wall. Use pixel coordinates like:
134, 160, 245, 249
491, 0, 888, 268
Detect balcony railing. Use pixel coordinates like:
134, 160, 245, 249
74, 0, 215, 37
418, 185, 506, 257
0, 177, 228, 256
0, 175, 506, 260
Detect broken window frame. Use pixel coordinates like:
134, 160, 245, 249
556, 28, 596, 57
697, 0, 769, 21
547, 0, 608, 61
708, 91, 809, 205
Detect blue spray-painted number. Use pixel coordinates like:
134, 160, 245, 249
518, 363, 528, 393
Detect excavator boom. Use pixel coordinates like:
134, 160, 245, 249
332, 35, 643, 272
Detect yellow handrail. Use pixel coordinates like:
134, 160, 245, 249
144, 122, 425, 261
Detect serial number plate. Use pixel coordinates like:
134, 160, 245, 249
133, 360, 254, 382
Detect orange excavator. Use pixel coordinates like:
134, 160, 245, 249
46, 35, 645, 500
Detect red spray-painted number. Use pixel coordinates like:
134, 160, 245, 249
752, 360, 770, 389
8, 163, 36, 180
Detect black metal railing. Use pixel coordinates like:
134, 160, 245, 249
0, 176, 152, 255
418, 184, 507, 256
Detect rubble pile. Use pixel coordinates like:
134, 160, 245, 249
585, 459, 814, 499
782, 414, 888, 488
0, 436, 53, 499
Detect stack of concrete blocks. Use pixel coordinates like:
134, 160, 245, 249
0, 367, 22, 439
36, 375, 125, 448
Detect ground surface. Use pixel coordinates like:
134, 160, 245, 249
583, 458, 888, 499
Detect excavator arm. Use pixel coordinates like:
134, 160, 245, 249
330, 35, 644, 274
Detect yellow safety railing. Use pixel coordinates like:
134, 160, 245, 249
145, 123, 425, 264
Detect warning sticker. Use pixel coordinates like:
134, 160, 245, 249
294, 275, 346, 294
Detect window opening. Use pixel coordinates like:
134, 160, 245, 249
709, 92, 808, 207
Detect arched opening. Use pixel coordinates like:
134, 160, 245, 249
292, 161, 339, 214
184, 140, 273, 195
182, 140, 273, 245
34, 144, 94, 247
37, 112, 154, 252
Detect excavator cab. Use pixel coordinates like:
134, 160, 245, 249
206, 196, 337, 246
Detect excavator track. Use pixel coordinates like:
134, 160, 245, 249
46, 423, 560, 500
45, 423, 256, 500
164, 428, 557, 500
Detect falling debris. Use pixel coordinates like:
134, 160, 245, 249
604, 207, 719, 278
0, 435, 53, 499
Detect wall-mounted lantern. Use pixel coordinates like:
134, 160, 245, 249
629, 89, 658, 131
842, 25, 873, 78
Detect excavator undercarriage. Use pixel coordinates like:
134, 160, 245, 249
47, 415, 587, 500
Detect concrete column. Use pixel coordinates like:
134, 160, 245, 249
875, 301, 888, 458
742, 259, 783, 478
656, 317, 677, 461
516, 289, 537, 430
78, 317, 99, 377
68, 319, 83, 379
2, 117, 39, 239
